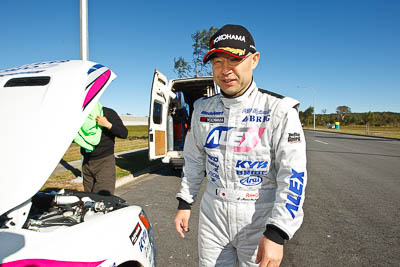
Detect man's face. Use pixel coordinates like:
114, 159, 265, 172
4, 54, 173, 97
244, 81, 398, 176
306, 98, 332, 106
211, 52, 260, 98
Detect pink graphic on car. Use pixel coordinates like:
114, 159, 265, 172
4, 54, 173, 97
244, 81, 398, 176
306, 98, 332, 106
1, 259, 106, 267
82, 69, 111, 110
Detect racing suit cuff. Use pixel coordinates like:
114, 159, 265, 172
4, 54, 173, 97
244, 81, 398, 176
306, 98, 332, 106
263, 224, 289, 245
177, 197, 192, 210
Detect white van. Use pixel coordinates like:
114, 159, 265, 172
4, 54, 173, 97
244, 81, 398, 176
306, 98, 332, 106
148, 70, 219, 169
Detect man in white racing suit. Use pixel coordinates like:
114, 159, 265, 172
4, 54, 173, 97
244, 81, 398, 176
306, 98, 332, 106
174, 24, 307, 267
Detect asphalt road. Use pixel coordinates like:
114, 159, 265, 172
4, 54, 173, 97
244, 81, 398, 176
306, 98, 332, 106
115, 130, 400, 266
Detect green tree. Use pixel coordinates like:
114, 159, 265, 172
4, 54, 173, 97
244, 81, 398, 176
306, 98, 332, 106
302, 106, 314, 126
336, 105, 351, 123
362, 111, 375, 134
320, 109, 327, 125
363, 111, 375, 125
174, 26, 219, 78
173, 56, 192, 78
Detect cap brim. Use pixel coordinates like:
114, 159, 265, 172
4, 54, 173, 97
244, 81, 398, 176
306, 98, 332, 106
203, 49, 247, 64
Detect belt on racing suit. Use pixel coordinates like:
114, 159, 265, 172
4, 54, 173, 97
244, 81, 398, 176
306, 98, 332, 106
205, 182, 276, 203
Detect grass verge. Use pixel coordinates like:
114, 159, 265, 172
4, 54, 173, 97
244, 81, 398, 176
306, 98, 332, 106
62, 125, 148, 162
43, 126, 157, 190
43, 149, 161, 191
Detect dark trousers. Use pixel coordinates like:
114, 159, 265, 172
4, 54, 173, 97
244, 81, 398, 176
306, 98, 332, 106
82, 154, 116, 195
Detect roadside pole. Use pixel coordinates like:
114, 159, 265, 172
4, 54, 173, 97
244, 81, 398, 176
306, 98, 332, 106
80, 0, 89, 61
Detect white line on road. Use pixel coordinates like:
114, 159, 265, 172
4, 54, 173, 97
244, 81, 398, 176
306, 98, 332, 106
314, 140, 329, 145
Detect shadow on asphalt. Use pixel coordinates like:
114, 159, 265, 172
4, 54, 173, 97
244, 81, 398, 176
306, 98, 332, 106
152, 166, 182, 177
59, 159, 81, 177
115, 149, 166, 177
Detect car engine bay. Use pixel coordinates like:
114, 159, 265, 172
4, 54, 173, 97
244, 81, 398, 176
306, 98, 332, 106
0, 189, 128, 232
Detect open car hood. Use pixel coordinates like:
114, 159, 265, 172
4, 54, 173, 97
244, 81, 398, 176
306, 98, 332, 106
0, 60, 116, 216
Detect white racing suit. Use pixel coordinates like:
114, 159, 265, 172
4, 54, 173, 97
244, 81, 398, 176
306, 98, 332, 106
176, 81, 307, 267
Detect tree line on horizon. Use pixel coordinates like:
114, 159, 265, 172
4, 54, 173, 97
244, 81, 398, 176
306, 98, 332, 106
299, 105, 400, 127
173, 28, 400, 128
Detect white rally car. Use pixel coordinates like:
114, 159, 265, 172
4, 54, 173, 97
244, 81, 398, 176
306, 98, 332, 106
0, 60, 156, 267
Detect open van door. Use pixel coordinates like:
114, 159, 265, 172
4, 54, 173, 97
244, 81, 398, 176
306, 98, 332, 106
148, 70, 175, 160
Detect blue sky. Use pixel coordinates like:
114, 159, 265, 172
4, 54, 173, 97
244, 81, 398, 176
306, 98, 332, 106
1, 0, 399, 115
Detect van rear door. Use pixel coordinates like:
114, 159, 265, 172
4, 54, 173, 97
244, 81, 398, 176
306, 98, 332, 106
148, 70, 174, 160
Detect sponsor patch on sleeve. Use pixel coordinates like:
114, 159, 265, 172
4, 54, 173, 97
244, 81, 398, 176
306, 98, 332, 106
288, 132, 301, 143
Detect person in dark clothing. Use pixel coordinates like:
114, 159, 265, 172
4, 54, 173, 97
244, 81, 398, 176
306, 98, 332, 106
81, 107, 128, 195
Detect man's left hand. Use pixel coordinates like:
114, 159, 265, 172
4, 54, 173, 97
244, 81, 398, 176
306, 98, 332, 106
255, 236, 283, 267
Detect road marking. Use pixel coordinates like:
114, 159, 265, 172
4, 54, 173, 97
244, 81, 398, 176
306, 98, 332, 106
314, 140, 329, 145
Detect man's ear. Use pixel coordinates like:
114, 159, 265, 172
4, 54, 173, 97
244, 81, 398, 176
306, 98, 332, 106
251, 52, 260, 70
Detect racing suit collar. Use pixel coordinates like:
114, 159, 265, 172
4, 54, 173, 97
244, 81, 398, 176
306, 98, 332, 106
220, 80, 258, 108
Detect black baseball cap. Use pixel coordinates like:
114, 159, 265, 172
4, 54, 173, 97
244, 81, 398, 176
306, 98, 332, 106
203, 24, 256, 64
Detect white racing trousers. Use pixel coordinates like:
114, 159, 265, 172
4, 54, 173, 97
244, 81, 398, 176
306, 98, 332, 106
198, 182, 276, 267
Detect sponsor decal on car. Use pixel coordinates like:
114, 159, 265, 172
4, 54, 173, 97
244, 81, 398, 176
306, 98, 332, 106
139, 228, 147, 252
240, 176, 263, 186
129, 223, 142, 246
88, 64, 104, 74
139, 229, 155, 264
285, 168, 305, 219
200, 117, 224, 123
0, 70, 44, 77
288, 132, 301, 143
204, 127, 265, 152
0, 60, 68, 77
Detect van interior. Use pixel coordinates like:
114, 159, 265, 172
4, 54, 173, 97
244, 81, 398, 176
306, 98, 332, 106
167, 78, 216, 162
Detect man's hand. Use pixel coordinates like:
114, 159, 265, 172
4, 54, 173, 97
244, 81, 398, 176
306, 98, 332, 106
96, 115, 112, 130
174, 209, 191, 238
255, 236, 283, 267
